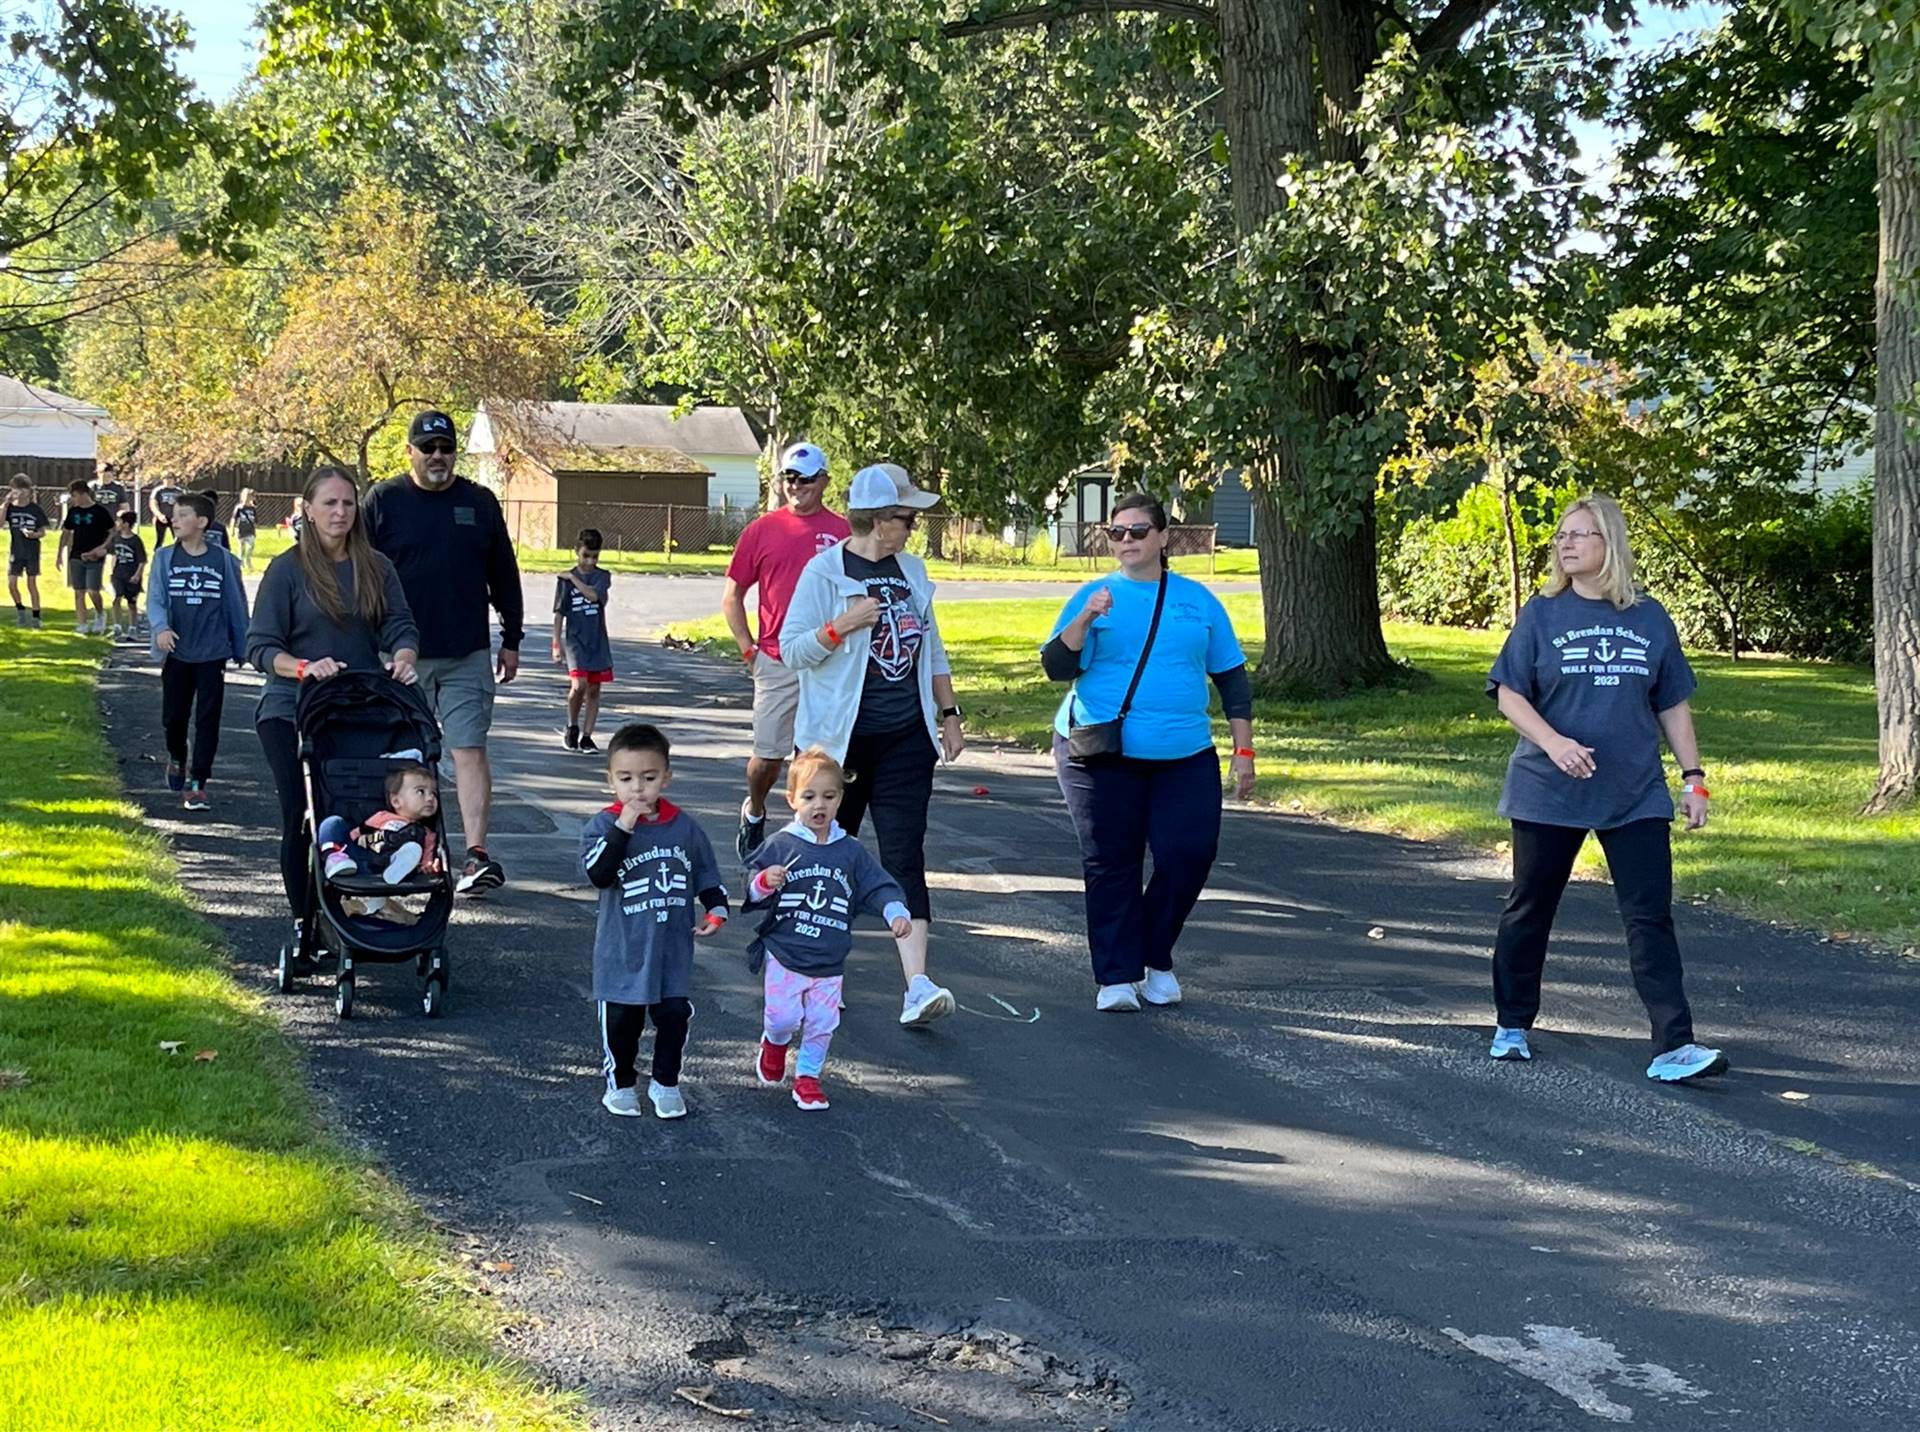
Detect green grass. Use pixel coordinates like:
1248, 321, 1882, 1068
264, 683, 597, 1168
512, 547, 1251, 582
0, 629, 578, 1430
670, 596, 1920, 952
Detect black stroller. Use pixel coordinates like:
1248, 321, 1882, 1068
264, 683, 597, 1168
275, 670, 455, 1019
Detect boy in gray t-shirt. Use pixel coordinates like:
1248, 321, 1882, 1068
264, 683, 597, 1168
580, 724, 728, 1120
552, 527, 614, 754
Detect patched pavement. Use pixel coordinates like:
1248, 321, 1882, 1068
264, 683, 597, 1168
97, 613, 1920, 1431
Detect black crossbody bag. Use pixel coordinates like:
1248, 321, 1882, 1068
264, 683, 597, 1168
1067, 570, 1167, 766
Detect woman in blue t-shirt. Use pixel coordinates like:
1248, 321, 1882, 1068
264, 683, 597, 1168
1485, 494, 1725, 1083
1041, 493, 1255, 1011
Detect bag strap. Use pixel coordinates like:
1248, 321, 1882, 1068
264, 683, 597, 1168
1114, 570, 1169, 723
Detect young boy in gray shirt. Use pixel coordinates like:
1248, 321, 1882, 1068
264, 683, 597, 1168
147, 492, 248, 812
580, 724, 729, 1120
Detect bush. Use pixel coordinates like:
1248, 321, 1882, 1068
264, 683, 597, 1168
1379, 484, 1558, 629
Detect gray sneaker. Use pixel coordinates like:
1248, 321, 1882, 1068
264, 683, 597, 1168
601, 1086, 643, 1117
1647, 1043, 1728, 1082
1096, 982, 1142, 1012
1489, 1026, 1532, 1061
900, 974, 955, 1027
648, 1079, 688, 1119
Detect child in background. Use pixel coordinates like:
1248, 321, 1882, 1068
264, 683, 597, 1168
319, 762, 441, 913
553, 526, 613, 754
147, 492, 248, 812
200, 489, 229, 550
5, 475, 46, 628
580, 724, 728, 1120
744, 748, 913, 1111
108, 511, 147, 643
233, 487, 258, 571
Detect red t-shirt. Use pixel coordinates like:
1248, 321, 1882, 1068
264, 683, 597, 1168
726, 507, 850, 659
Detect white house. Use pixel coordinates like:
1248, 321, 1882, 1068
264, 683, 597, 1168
0, 375, 110, 467
467, 401, 764, 509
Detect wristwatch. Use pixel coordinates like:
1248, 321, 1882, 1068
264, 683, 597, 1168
939, 705, 964, 721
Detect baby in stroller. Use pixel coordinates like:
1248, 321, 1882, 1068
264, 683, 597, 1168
318, 760, 443, 917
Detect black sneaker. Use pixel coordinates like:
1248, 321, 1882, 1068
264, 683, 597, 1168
563, 724, 580, 751
457, 847, 505, 896
577, 733, 598, 754
735, 803, 767, 863
182, 781, 209, 812
166, 761, 186, 793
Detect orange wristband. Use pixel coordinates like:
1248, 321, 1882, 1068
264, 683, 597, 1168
295, 659, 307, 681
824, 623, 843, 647
1233, 747, 1255, 759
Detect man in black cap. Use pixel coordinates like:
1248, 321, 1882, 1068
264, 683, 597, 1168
362, 409, 524, 895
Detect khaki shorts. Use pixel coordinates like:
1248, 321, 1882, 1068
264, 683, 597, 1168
414, 648, 497, 749
749, 652, 801, 761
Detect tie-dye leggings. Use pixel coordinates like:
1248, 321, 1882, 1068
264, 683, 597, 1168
763, 953, 843, 1077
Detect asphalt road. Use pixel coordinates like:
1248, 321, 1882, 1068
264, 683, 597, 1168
97, 619, 1920, 1432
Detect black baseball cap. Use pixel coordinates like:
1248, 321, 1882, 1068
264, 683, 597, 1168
407, 410, 457, 447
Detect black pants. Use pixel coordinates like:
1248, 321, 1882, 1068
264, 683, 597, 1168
600, 998, 692, 1089
257, 717, 310, 918
837, 723, 938, 921
1053, 737, 1222, 986
161, 656, 225, 782
1493, 818, 1696, 1055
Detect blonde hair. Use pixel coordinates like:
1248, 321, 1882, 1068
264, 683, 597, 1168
787, 747, 845, 801
1544, 493, 1638, 611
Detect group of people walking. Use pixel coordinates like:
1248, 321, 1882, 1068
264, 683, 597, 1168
41, 415, 1729, 1117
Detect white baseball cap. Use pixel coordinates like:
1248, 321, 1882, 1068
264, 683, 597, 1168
847, 462, 941, 511
779, 442, 828, 478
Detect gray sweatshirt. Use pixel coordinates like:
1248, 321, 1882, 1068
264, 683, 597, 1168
246, 548, 420, 724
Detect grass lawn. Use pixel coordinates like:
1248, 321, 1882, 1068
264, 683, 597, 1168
669, 595, 1920, 953
514, 547, 1256, 583
0, 628, 577, 1430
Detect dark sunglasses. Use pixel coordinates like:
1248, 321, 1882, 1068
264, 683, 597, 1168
781, 470, 826, 484
885, 510, 919, 528
418, 442, 455, 456
1106, 522, 1156, 541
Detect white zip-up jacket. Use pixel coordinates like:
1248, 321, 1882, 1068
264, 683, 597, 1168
777, 540, 951, 764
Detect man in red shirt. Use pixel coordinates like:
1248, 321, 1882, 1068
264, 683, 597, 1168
721, 442, 851, 859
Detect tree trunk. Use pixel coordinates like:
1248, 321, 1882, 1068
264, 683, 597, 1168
1868, 107, 1920, 811
1221, 0, 1397, 692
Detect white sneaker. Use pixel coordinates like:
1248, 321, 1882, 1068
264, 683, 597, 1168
602, 1086, 643, 1117
1140, 969, 1182, 1006
1646, 1044, 1728, 1082
648, 1080, 688, 1119
1096, 982, 1142, 1012
383, 841, 423, 883
899, 974, 955, 1027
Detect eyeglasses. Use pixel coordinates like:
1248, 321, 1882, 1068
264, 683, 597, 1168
1106, 522, 1156, 541
1554, 528, 1602, 544
418, 442, 455, 456
782, 470, 826, 484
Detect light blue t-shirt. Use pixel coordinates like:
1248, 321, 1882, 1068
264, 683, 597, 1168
1046, 572, 1246, 761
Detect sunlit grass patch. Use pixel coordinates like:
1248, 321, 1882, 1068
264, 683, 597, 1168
0, 626, 578, 1430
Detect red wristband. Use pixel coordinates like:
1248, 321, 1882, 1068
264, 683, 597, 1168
1233, 747, 1255, 759
295, 659, 307, 681
824, 623, 843, 647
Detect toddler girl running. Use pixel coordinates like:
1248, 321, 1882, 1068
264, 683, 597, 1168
744, 748, 913, 1110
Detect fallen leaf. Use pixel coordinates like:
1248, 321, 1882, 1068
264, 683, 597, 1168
1366, 927, 1385, 940
158, 1041, 183, 1054
193, 1049, 218, 1063
481, 1260, 514, 1274
673, 1384, 753, 1419
1831, 931, 1852, 942
971, 785, 990, 796
1780, 1091, 1811, 1102
0, 1069, 29, 1091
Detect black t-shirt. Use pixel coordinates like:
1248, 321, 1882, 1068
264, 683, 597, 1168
233, 504, 257, 537
111, 531, 147, 572
62, 503, 114, 560
151, 484, 181, 520
6, 502, 47, 557
94, 481, 128, 515
206, 520, 228, 548
843, 550, 925, 735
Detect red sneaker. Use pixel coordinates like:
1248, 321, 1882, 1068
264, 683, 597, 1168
756, 1039, 788, 1086
791, 1075, 829, 1111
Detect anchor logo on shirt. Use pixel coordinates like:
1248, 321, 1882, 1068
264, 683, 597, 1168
1594, 637, 1615, 662
187, 572, 204, 592
803, 882, 830, 912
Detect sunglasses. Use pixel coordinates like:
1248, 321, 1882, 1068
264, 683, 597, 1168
1106, 522, 1156, 541
884, 510, 919, 528
782, 470, 826, 484
418, 442, 455, 456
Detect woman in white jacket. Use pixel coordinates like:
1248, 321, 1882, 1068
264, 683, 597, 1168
778, 463, 964, 1028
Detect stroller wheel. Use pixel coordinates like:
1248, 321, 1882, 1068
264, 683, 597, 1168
422, 979, 445, 1019
276, 943, 295, 993
335, 974, 354, 1020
